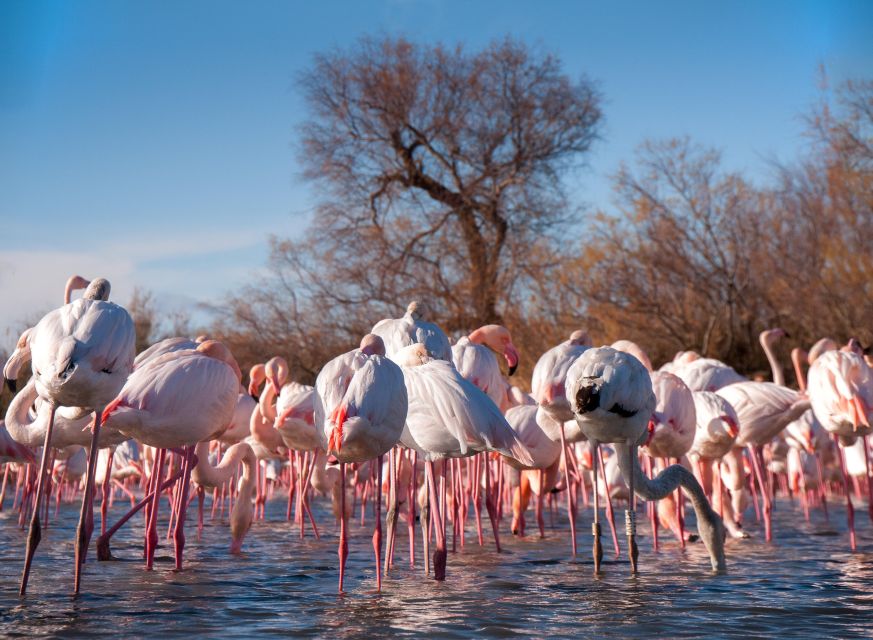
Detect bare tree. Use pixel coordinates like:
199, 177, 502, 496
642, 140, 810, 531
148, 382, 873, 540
287, 36, 601, 331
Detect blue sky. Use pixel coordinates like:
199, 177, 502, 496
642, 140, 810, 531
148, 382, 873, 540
1, 0, 871, 343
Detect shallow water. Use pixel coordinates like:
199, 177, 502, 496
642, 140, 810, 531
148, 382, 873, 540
1, 491, 872, 638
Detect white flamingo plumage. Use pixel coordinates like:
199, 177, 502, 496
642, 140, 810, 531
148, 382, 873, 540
567, 346, 726, 574
315, 334, 408, 593
19, 277, 135, 595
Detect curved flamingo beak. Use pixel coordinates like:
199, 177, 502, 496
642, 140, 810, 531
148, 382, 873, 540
721, 415, 739, 440
850, 396, 870, 431
504, 343, 519, 376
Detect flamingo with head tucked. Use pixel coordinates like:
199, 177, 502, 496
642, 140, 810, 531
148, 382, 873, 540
315, 334, 408, 593
395, 343, 533, 580
98, 341, 254, 565
452, 324, 520, 412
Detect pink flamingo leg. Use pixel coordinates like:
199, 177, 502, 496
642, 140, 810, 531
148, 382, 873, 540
338, 462, 348, 594
559, 424, 577, 556
426, 460, 447, 580
97, 468, 184, 560
747, 445, 772, 541
146, 448, 167, 570
598, 449, 620, 557
73, 408, 105, 594
832, 435, 856, 550
173, 446, 194, 570
373, 454, 383, 591
484, 456, 502, 552
19, 405, 57, 596
408, 452, 417, 569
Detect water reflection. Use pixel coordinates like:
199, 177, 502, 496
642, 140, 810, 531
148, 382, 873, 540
1, 495, 871, 638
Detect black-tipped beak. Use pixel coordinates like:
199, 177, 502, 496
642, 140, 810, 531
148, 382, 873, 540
508, 363, 517, 376
5, 378, 16, 393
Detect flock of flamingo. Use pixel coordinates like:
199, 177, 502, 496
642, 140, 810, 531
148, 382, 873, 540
1, 275, 871, 597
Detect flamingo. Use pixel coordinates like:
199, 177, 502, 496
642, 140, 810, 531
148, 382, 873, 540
807, 347, 873, 548
714, 329, 810, 541
371, 300, 452, 361
395, 343, 533, 580
452, 324, 520, 412
567, 346, 726, 574
315, 334, 408, 592
19, 277, 135, 595
97, 340, 250, 567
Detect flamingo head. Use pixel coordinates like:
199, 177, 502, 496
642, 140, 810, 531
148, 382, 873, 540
569, 329, 591, 347
359, 333, 386, 357
469, 324, 519, 376
264, 356, 289, 395
720, 414, 739, 440
3, 327, 33, 391
248, 363, 266, 398
394, 343, 429, 367
405, 300, 428, 320
83, 278, 111, 301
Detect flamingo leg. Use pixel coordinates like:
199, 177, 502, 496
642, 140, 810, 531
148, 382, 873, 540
74, 408, 105, 594
559, 423, 577, 556
338, 462, 348, 594
384, 448, 398, 576
591, 440, 603, 575
747, 445, 772, 541
599, 449, 621, 557
864, 436, 873, 524
536, 469, 545, 538
832, 435, 856, 551
173, 446, 194, 571
425, 460, 446, 580
100, 448, 114, 536
373, 454, 383, 591
19, 404, 57, 596
408, 451, 417, 569
646, 455, 659, 551
627, 444, 639, 575
484, 456, 502, 552
146, 448, 167, 570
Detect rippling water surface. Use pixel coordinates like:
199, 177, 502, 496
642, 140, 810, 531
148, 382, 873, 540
2, 492, 872, 638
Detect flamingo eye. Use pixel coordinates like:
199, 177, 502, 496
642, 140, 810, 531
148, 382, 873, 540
101, 368, 112, 374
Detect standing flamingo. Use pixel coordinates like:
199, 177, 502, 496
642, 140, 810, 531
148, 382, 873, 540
567, 347, 726, 574
396, 343, 533, 579
315, 334, 408, 593
19, 278, 135, 595
98, 341, 246, 566
807, 347, 873, 548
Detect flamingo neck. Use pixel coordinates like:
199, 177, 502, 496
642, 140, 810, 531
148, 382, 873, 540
760, 336, 785, 387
